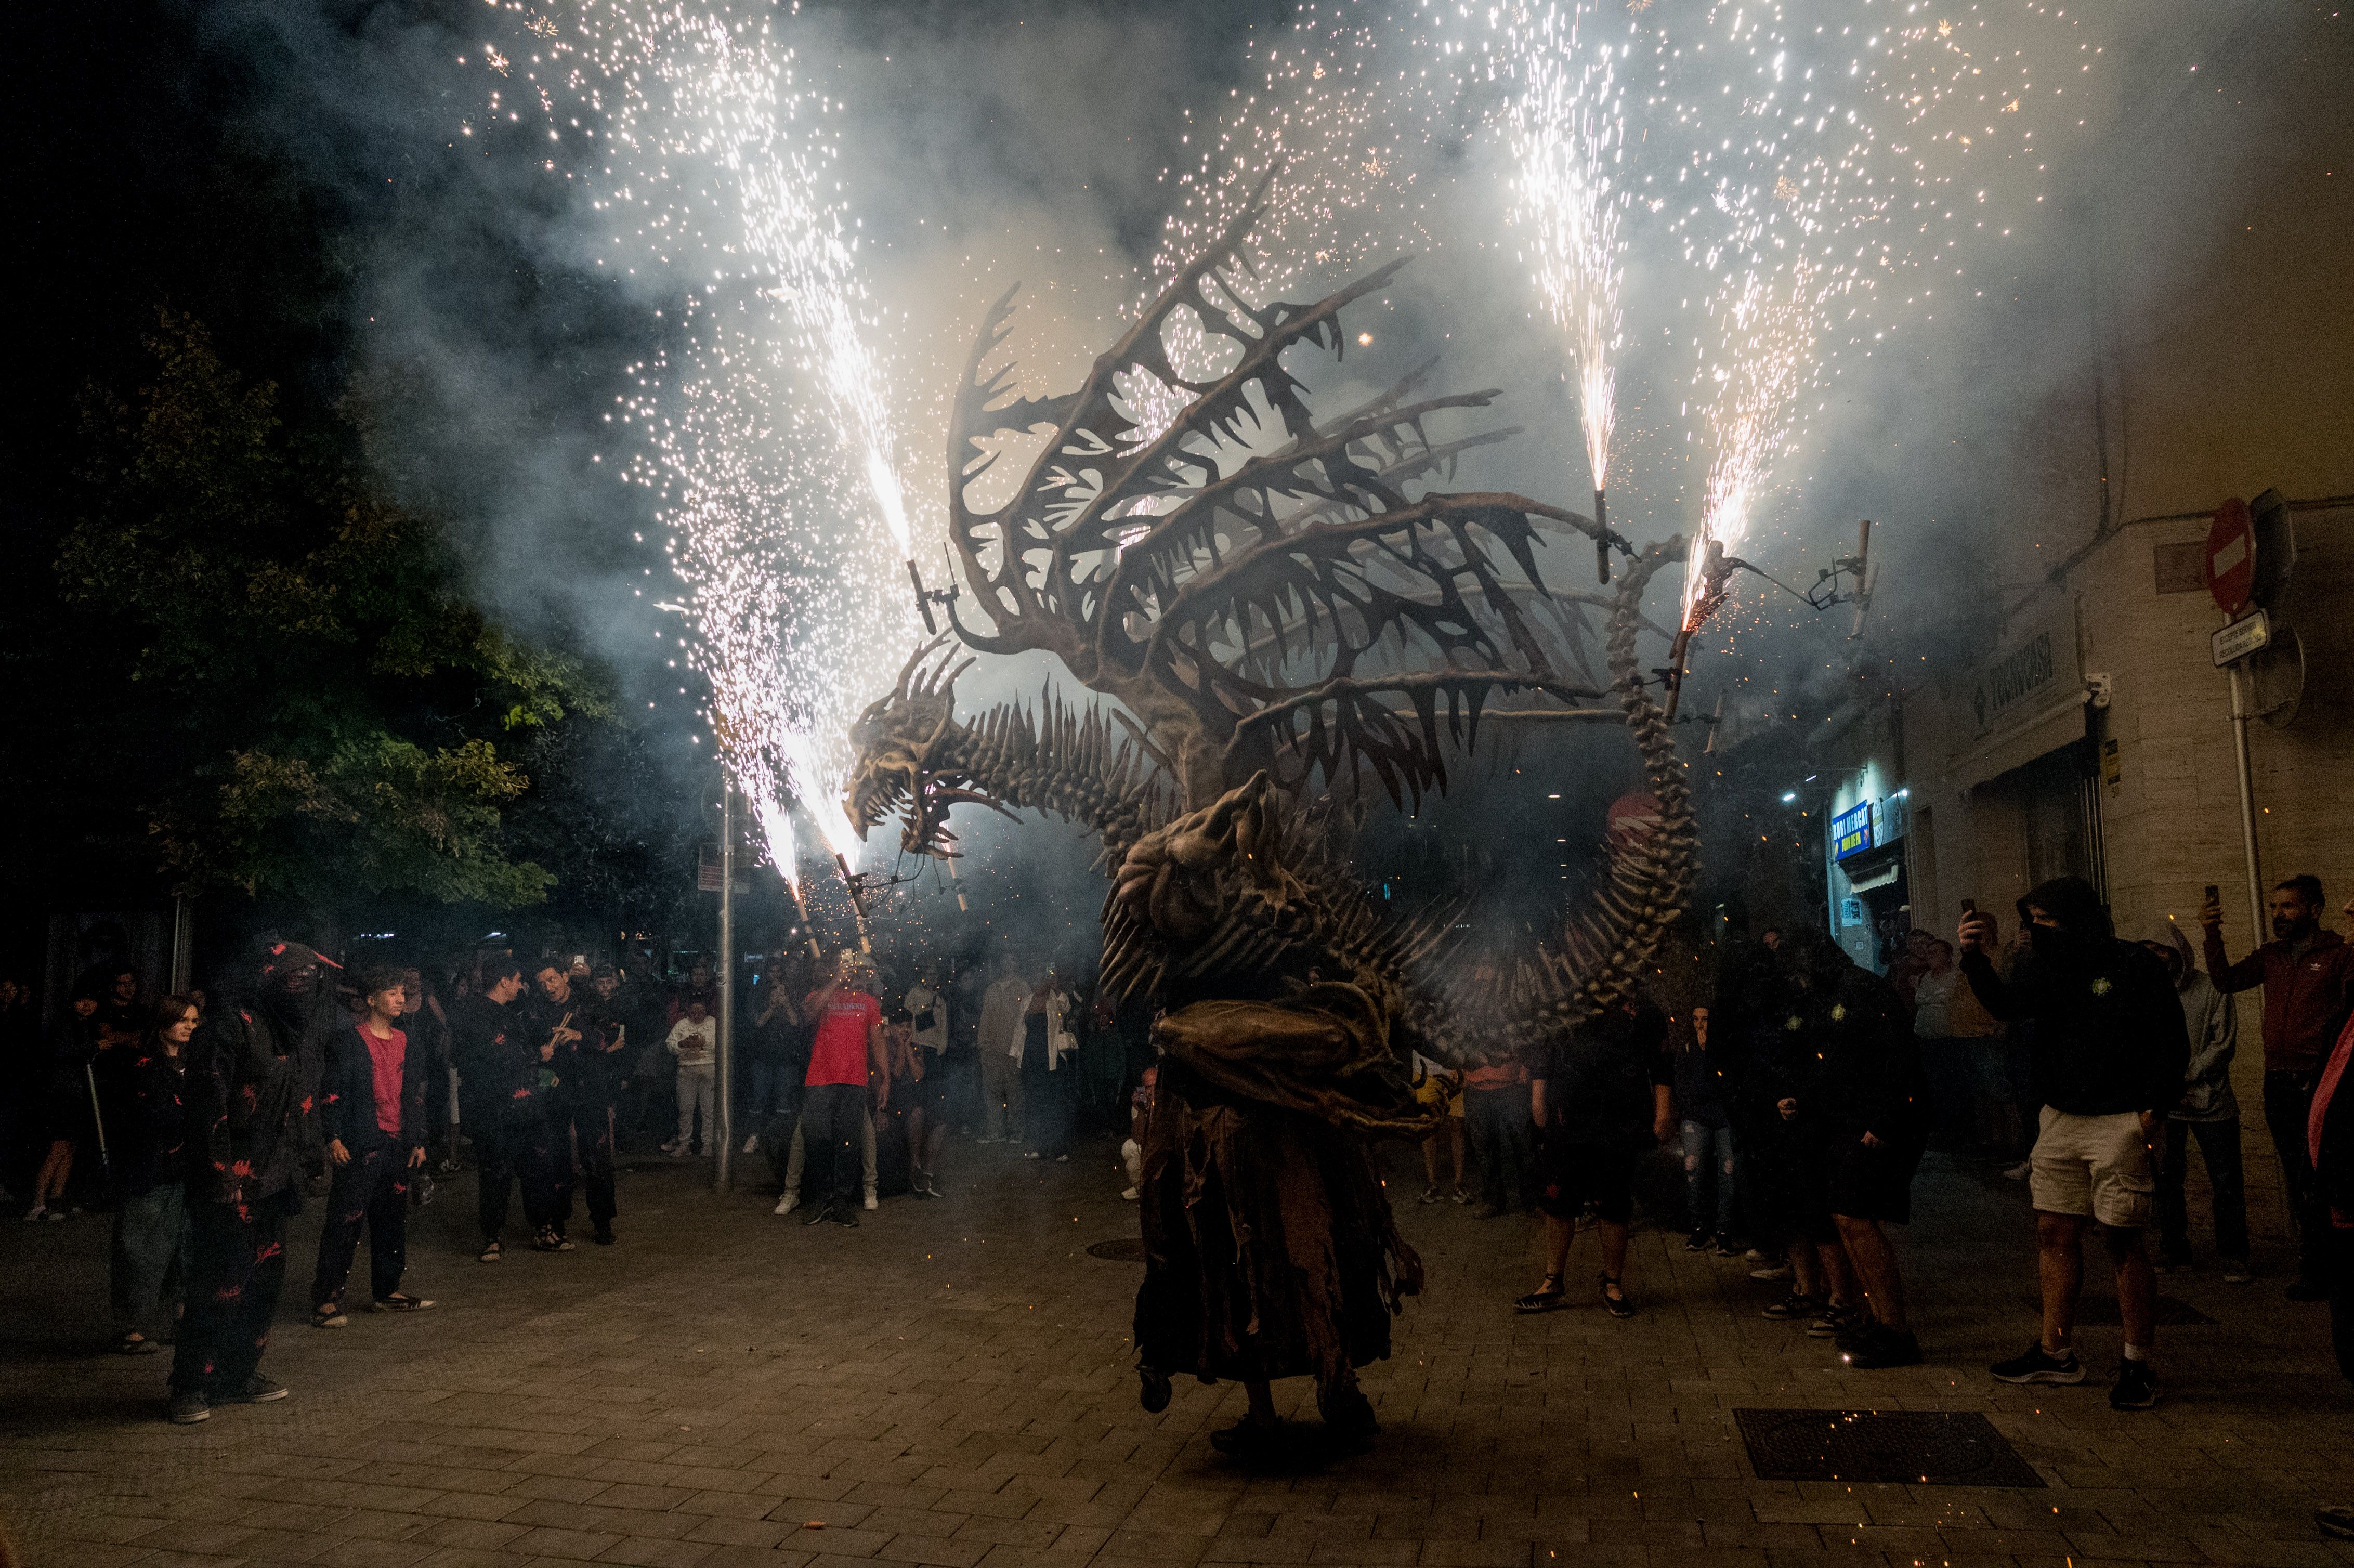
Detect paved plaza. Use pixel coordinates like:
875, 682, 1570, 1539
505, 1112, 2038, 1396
3, 1136, 2348, 1568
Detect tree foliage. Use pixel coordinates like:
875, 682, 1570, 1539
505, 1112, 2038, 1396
47, 311, 605, 911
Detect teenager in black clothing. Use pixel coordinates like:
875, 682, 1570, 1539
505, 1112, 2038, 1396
1960, 876, 2189, 1410
103, 995, 198, 1354
309, 968, 435, 1327
449, 961, 546, 1260
1515, 992, 1675, 1318
528, 962, 624, 1246
169, 940, 337, 1425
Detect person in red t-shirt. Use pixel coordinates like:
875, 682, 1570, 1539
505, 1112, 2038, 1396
794, 955, 886, 1227
309, 967, 435, 1326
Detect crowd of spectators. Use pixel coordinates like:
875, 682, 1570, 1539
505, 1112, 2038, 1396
2, 868, 2348, 1458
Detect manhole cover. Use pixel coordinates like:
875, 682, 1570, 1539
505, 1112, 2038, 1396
2018, 1294, 2215, 1326
1734, 1409, 2045, 1487
1086, 1238, 1147, 1262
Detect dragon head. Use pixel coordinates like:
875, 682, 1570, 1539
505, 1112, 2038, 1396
844, 637, 990, 858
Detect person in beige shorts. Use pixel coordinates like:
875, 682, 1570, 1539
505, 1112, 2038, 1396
1957, 877, 2188, 1411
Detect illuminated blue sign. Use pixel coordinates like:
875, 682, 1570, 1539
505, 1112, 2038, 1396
1832, 801, 1875, 861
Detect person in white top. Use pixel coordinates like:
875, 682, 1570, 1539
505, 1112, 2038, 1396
975, 956, 1031, 1144
662, 999, 717, 1156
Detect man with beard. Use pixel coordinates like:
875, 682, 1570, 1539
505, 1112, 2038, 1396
1960, 877, 2189, 1410
528, 961, 623, 1247
2201, 876, 2354, 1302
168, 940, 337, 1425
448, 960, 540, 1262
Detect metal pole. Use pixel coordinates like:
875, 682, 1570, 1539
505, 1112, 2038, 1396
169, 894, 193, 994
716, 785, 736, 1191
2227, 662, 2266, 950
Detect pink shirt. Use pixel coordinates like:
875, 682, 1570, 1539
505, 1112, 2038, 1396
360, 1025, 407, 1138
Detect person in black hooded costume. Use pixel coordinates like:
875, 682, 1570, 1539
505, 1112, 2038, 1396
1959, 876, 2188, 1411
168, 939, 337, 1425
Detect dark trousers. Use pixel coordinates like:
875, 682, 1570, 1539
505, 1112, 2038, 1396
2262, 1070, 2326, 1283
311, 1142, 410, 1310
2157, 1116, 2249, 1263
1464, 1086, 1534, 1211
110, 1181, 188, 1335
1022, 1059, 1069, 1157
477, 1095, 568, 1238
800, 1083, 865, 1208
172, 1192, 293, 1395
552, 1090, 618, 1232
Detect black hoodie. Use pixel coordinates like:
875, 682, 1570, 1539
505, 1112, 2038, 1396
1959, 877, 2188, 1118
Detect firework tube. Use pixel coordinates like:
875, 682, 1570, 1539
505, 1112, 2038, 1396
1663, 539, 1730, 724
1849, 519, 1873, 638
1593, 489, 1611, 585
834, 852, 875, 956
908, 558, 937, 636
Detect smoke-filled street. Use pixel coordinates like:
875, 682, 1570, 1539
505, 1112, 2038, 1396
5, 0, 2354, 1562
6, 1143, 2349, 1566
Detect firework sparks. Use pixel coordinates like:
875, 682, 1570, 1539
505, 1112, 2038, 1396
1505, 3, 1628, 498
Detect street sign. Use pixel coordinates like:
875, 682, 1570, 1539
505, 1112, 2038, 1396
2211, 608, 2271, 668
2204, 498, 2255, 616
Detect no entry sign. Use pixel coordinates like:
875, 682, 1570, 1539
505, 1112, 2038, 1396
2205, 498, 2256, 616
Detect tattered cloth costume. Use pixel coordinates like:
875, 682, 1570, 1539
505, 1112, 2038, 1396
1133, 979, 1437, 1425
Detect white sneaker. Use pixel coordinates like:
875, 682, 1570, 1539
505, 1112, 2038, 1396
774, 1192, 799, 1216
1121, 1187, 1140, 1201
863, 1191, 879, 1211
660, 1140, 683, 1156
2002, 1160, 2032, 1181
741, 1135, 760, 1155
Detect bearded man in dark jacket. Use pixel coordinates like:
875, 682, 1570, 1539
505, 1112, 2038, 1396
1960, 876, 2188, 1411
168, 940, 338, 1425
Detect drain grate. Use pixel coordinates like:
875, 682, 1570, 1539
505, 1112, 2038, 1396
1087, 1238, 1148, 1262
2018, 1294, 2216, 1326
1734, 1409, 2045, 1487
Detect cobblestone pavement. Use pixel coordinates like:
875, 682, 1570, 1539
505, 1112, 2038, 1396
3, 1135, 2349, 1568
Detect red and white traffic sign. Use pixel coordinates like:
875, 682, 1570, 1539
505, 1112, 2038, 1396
2205, 498, 2256, 617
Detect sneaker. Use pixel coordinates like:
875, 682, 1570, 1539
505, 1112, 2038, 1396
1749, 1262, 1794, 1282
1761, 1291, 1820, 1322
2221, 1259, 2253, 1284
167, 1389, 211, 1425
1713, 1237, 1742, 1259
741, 1135, 760, 1155
2109, 1358, 2160, 1409
371, 1293, 435, 1313
1054, 1154, 1069, 1164
1990, 1340, 2087, 1385
592, 1227, 614, 1246
1023, 1151, 1042, 1160
1843, 1325, 1924, 1370
862, 1191, 879, 1211
218, 1374, 289, 1404
801, 1203, 831, 1226
2286, 1277, 2330, 1302
1807, 1304, 1864, 1339
775, 1192, 799, 1216
44, 1208, 68, 1222
2001, 1160, 2032, 1181
1120, 1186, 1140, 1201
1685, 1230, 1712, 1252
829, 1206, 859, 1227
1744, 1247, 1768, 1263
659, 1140, 683, 1156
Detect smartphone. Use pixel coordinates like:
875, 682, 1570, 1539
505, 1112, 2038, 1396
1960, 898, 1976, 917
2204, 884, 2219, 904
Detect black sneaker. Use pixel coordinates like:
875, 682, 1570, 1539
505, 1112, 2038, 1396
1991, 1340, 2086, 1385
2109, 1358, 2159, 1409
591, 1226, 615, 1246
1843, 1325, 1923, 1369
217, 1374, 289, 1405
1685, 1229, 1712, 1251
828, 1206, 858, 1227
1712, 1237, 1741, 1259
166, 1389, 210, 1425
1807, 1304, 1864, 1339
1761, 1291, 1820, 1321
801, 1203, 832, 1226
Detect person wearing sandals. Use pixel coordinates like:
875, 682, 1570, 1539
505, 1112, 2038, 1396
1516, 990, 1675, 1319
308, 967, 435, 1329
103, 995, 198, 1355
